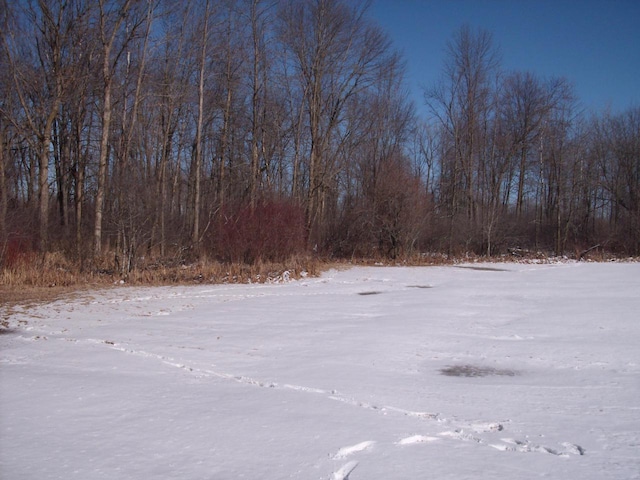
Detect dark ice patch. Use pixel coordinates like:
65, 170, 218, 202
455, 266, 509, 272
440, 364, 519, 377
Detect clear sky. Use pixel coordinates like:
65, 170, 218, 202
369, 0, 640, 116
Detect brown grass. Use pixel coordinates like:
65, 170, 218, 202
0, 251, 327, 305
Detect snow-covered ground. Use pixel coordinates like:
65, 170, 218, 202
1, 263, 639, 480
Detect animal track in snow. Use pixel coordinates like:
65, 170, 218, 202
397, 435, 439, 445
331, 461, 359, 480
438, 429, 484, 444
38, 332, 586, 470
561, 442, 586, 455
325, 430, 583, 479
470, 421, 504, 433
382, 406, 439, 420
489, 438, 585, 456
333, 441, 375, 459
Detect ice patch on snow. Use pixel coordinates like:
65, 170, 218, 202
440, 364, 519, 377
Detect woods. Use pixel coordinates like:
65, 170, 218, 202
1, 0, 639, 278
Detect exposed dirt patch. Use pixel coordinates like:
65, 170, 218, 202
0, 324, 18, 335
407, 285, 433, 289
358, 291, 383, 296
440, 364, 519, 377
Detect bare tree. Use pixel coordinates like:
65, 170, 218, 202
1, 0, 83, 252
188, 0, 214, 251
0, 122, 6, 247
410, 120, 439, 199
533, 79, 577, 253
147, 3, 192, 257
93, 0, 139, 257
346, 53, 417, 256
0, 1, 9, 246
278, 0, 392, 248
426, 25, 500, 252
111, 0, 155, 274
594, 106, 640, 253
500, 72, 549, 219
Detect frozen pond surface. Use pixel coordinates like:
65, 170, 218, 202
1, 263, 639, 479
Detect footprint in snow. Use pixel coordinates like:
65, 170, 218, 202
332, 461, 359, 480
333, 441, 375, 459
397, 435, 440, 445
490, 438, 585, 456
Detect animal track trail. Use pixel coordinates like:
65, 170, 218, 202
24, 332, 504, 439
15, 329, 587, 480
50, 334, 587, 474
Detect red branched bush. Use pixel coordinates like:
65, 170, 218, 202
214, 200, 307, 264
2, 233, 37, 269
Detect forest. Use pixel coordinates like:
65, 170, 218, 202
1, 0, 639, 281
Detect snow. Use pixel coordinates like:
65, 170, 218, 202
1, 262, 639, 479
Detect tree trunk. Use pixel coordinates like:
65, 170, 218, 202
94, 66, 112, 256
249, 0, 261, 211
38, 108, 59, 253
0, 127, 6, 244
94, 0, 133, 258
516, 146, 527, 218
192, 0, 210, 250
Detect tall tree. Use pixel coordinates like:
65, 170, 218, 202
594, 107, 640, 253
0, 0, 9, 246
247, 0, 272, 208
499, 71, 573, 225
93, 0, 138, 257
148, 3, 192, 257
1, 0, 83, 252
426, 25, 500, 251
278, 0, 392, 248
112, 0, 155, 273
189, 0, 213, 250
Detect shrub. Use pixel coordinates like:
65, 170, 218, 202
2, 233, 37, 269
213, 199, 307, 264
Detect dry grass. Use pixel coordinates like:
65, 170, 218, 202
0, 251, 326, 305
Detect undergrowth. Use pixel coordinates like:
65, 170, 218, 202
0, 251, 323, 289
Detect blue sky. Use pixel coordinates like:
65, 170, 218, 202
369, 0, 640, 116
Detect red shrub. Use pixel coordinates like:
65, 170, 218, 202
2, 234, 37, 269
215, 200, 307, 263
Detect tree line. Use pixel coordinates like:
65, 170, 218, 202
1, 0, 638, 274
